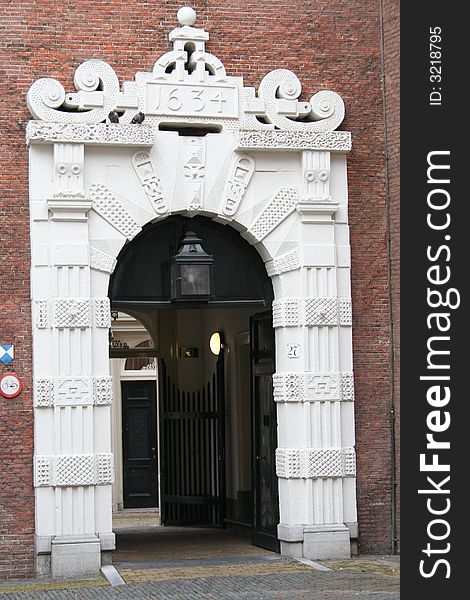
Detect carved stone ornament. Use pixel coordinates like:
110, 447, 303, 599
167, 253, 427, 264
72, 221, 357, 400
265, 249, 301, 277
90, 184, 141, 240
237, 130, 352, 152
272, 297, 353, 328
34, 297, 112, 329
34, 453, 114, 487
26, 122, 153, 146
276, 447, 356, 479
246, 187, 298, 243
26, 9, 348, 142
34, 376, 113, 408
132, 152, 168, 215
90, 246, 116, 274
220, 155, 255, 217
272, 371, 355, 402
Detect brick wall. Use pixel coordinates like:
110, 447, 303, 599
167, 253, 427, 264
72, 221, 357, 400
0, 0, 399, 576
0, 0, 36, 576
382, 0, 400, 553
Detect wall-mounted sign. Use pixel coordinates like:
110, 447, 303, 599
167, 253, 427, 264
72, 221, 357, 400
179, 347, 199, 359
0, 373, 23, 399
0, 345, 14, 366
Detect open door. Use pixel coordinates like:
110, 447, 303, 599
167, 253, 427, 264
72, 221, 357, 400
251, 311, 280, 552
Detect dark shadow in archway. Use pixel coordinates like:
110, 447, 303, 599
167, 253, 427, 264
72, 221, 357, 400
109, 215, 279, 557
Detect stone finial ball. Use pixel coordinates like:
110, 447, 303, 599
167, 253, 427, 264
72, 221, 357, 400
177, 6, 197, 26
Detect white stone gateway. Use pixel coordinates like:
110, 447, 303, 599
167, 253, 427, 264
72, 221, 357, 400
27, 7, 356, 577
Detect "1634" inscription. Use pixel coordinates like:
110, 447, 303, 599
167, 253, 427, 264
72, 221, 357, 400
146, 82, 238, 119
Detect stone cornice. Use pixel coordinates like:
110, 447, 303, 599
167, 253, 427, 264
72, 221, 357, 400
236, 129, 352, 152
26, 121, 154, 146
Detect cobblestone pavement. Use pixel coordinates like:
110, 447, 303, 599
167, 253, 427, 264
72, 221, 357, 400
0, 520, 399, 599
0, 554, 399, 599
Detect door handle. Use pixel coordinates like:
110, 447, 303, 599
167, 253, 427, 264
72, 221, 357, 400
256, 455, 266, 461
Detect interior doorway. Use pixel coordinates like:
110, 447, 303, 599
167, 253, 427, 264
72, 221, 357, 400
109, 215, 279, 554
121, 379, 158, 509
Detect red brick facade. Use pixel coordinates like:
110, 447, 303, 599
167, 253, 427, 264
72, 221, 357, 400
382, 0, 400, 554
0, 0, 399, 577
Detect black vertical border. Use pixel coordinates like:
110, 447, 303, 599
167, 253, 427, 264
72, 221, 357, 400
401, 3, 467, 597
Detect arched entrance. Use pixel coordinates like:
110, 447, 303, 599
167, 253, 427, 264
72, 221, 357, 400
109, 215, 279, 552
27, 8, 357, 578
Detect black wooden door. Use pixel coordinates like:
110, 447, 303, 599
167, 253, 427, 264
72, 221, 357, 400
122, 380, 158, 508
159, 357, 226, 526
251, 311, 280, 552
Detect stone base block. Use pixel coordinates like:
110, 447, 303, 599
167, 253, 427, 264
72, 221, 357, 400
303, 524, 351, 560
99, 532, 116, 551
278, 523, 351, 560
51, 535, 101, 579
36, 554, 51, 578
280, 541, 304, 558
278, 524, 304, 542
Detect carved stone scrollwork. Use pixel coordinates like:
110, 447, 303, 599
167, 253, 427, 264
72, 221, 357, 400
27, 60, 140, 124
257, 70, 345, 132
26, 17, 349, 137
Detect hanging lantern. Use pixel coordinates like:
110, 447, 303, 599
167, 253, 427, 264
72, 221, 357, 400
170, 231, 214, 301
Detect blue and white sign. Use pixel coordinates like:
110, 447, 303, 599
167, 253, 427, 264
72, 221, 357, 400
0, 345, 14, 366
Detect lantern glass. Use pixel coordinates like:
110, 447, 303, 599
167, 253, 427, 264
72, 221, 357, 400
170, 230, 214, 301
180, 264, 211, 296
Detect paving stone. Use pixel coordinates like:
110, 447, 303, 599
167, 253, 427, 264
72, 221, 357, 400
0, 558, 399, 599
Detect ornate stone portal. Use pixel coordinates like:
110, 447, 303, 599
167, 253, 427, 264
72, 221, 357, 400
27, 6, 356, 577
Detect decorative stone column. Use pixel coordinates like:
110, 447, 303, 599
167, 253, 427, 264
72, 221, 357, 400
30, 141, 114, 578
266, 149, 357, 559
28, 126, 153, 577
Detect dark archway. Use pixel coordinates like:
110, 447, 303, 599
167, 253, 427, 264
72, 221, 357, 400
109, 215, 274, 309
109, 215, 279, 552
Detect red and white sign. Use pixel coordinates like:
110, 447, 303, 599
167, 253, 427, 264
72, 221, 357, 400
0, 373, 23, 398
